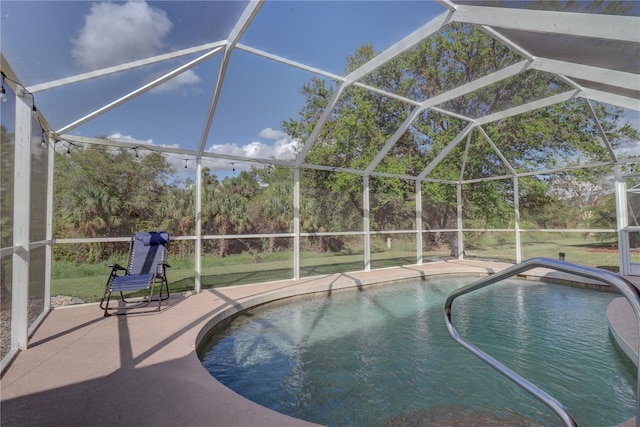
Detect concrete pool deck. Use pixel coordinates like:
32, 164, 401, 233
1, 259, 638, 426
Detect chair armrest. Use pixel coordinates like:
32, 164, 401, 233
108, 263, 127, 271
155, 262, 171, 273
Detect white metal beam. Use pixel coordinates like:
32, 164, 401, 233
476, 126, 517, 175
344, 10, 454, 84
426, 60, 532, 110
476, 27, 584, 92
578, 89, 640, 112
45, 133, 54, 311
196, 54, 232, 155
236, 43, 344, 82
615, 166, 630, 276
57, 47, 223, 135
418, 121, 476, 180
365, 106, 424, 174
453, 6, 640, 43
352, 82, 421, 107
583, 98, 617, 162
61, 134, 197, 155
27, 41, 226, 94
200, 150, 293, 167
514, 176, 521, 263
477, 26, 534, 60
456, 183, 464, 259
12, 94, 32, 351
293, 168, 301, 280
415, 180, 423, 265
227, 1, 262, 50
195, 158, 202, 293
462, 160, 617, 184
196, 1, 263, 156
435, 0, 457, 11
367, 170, 457, 184
62, 133, 298, 168
475, 90, 577, 126
363, 175, 371, 272
430, 106, 474, 123
459, 131, 472, 182
530, 57, 639, 93
294, 83, 346, 166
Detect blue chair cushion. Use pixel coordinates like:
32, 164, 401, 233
111, 274, 155, 292
139, 232, 170, 246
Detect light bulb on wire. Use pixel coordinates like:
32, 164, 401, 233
0, 72, 7, 103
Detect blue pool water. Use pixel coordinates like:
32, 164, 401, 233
199, 277, 636, 426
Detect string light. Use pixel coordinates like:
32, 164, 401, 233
0, 72, 7, 103
64, 141, 78, 155
232, 163, 235, 172
134, 147, 139, 158
0, 70, 42, 118
184, 158, 188, 170
0, 70, 42, 125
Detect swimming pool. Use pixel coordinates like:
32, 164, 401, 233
199, 277, 636, 426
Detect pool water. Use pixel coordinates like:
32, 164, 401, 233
199, 277, 636, 426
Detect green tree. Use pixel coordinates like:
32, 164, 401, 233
0, 125, 15, 299
156, 179, 196, 257
249, 166, 293, 253
54, 145, 173, 262
201, 171, 255, 257
0, 125, 15, 249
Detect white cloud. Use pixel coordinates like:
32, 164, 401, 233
207, 128, 298, 166
108, 132, 185, 172
258, 127, 288, 141
72, 1, 172, 69
108, 132, 154, 146
150, 70, 201, 94
108, 132, 182, 152
104, 128, 300, 175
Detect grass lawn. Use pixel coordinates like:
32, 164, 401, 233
51, 232, 638, 303
465, 232, 630, 269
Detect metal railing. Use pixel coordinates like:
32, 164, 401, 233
444, 257, 640, 427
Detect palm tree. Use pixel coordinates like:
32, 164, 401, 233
250, 166, 293, 252
156, 183, 195, 256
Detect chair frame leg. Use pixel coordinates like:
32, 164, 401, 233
100, 270, 119, 317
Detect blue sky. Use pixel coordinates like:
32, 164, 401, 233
1, 1, 444, 173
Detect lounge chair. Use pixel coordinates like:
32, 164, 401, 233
100, 231, 170, 316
